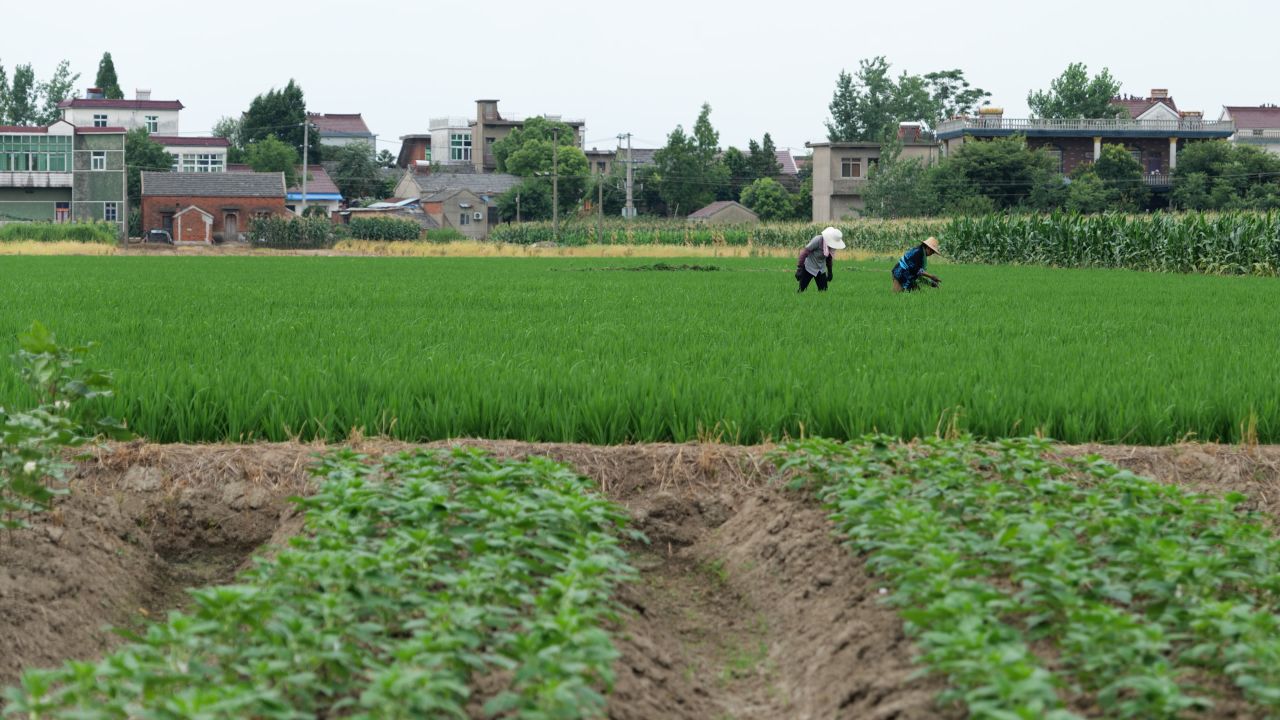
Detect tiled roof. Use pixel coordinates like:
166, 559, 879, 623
1223, 106, 1280, 129
150, 135, 230, 148
688, 200, 754, 219
141, 171, 285, 198
1110, 96, 1178, 119
287, 165, 341, 196
775, 149, 798, 175
59, 98, 183, 110
621, 148, 658, 166
410, 171, 521, 199
75, 127, 127, 134
308, 113, 372, 136
0, 126, 48, 134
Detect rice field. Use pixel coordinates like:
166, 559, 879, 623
0, 255, 1276, 445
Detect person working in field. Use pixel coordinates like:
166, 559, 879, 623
796, 227, 845, 292
892, 237, 942, 292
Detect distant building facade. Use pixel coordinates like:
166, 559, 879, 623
308, 113, 375, 149
140, 171, 287, 243
688, 200, 759, 224
1220, 105, 1280, 156
808, 127, 940, 221
0, 120, 126, 235
59, 88, 183, 134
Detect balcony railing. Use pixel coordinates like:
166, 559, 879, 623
937, 117, 1235, 135
1236, 129, 1280, 144
0, 171, 73, 188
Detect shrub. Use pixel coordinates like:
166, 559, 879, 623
0, 222, 118, 245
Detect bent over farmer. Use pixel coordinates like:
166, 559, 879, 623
796, 227, 845, 292
892, 236, 942, 292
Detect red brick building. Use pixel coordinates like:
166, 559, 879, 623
140, 171, 287, 243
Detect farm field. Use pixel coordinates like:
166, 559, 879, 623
0, 255, 1276, 445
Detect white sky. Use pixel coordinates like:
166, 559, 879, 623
6, 0, 1279, 155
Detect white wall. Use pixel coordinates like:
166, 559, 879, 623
63, 108, 180, 133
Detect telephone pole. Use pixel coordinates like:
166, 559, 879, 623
300, 119, 310, 215
551, 126, 560, 242
596, 177, 603, 244
618, 132, 634, 219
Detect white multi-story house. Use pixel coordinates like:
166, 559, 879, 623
150, 136, 229, 173
59, 88, 183, 134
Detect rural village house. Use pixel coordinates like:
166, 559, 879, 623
396, 100, 586, 173
808, 125, 940, 221
688, 200, 759, 224
0, 120, 126, 234
140, 171, 287, 244
308, 113, 375, 150
1220, 105, 1280, 156
393, 170, 520, 239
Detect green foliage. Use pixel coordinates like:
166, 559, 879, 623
347, 216, 422, 241
327, 141, 391, 201
1172, 141, 1280, 211
493, 117, 590, 219
775, 436, 1280, 716
0, 254, 1278, 444
247, 215, 334, 249
1089, 144, 1150, 211
738, 178, 793, 221
240, 80, 318, 162
4, 448, 635, 717
127, 208, 141, 238
376, 149, 395, 168
491, 217, 943, 250
0, 59, 81, 125
862, 151, 937, 218
653, 104, 730, 216
244, 135, 299, 187
212, 116, 244, 163
0, 322, 124, 532
1065, 171, 1111, 214
1027, 62, 1126, 119
93, 52, 123, 100
0, 222, 117, 244
827, 57, 990, 141
5, 64, 38, 126
124, 128, 174, 204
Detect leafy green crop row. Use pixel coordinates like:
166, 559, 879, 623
1, 256, 1276, 445
4, 448, 636, 719
775, 436, 1280, 718
0, 222, 118, 244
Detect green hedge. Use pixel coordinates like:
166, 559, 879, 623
0, 222, 118, 244
347, 216, 422, 241
248, 216, 337, 249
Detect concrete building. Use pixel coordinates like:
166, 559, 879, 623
807, 128, 940, 220
140, 171, 286, 243
150, 136, 230, 173
585, 148, 615, 175
308, 113, 375, 150
472, 99, 585, 173
1220, 105, 1280, 156
59, 88, 183, 134
0, 120, 126, 234
394, 169, 521, 239
688, 200, 759, 224
937, 91, 1235, 187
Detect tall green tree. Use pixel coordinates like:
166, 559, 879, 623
37, 60, 78, 125
8, 64, 38, 125
827, 57, 989, 141
739, 177, 793, 221
653, 103, 729, 215
0, 62, 10, 125
748, 133, 781, 178
376, 149, 396, 168
245, 135, 299, 187
212, 116, 245, 163
124, 129, 174, 205
1090, 144, 1149, 210
1027, 63, 1126, 119
493, 117, 589, 220
241, 81, 318, 162
0, 59, 79, 125
328, 141, 392, 201
722, 146, 753, 200
94, 52, 123, 100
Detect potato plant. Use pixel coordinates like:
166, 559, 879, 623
774, 436, 1280, 718
4, 448, 636, 718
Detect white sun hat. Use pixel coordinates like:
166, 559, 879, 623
821, 226, 846, 250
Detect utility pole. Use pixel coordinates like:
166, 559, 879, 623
618, 132, 634, 219
596, 176, 603, 244
516, 192, 521, 223
300, 120, 310, 216
551, 126, 559, 242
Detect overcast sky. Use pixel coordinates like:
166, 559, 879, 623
7, 0, 1278, 156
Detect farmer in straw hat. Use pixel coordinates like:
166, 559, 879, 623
892, 236, 942, 292
796, 227, 845, 293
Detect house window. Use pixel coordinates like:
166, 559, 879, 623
840, 158, 861, 178
459, 212, 471, 226
91, 151, 106, 171
1129, 149, 1143, 166
179, 153, 225, 172
596, 161, 606, 173
93, 114, 108, 128
145, 116, 159, 133
103, 202, 118, 222
1253, 129, 1265, 136
1044, 146, 1063, 173
450, 132, 472, 161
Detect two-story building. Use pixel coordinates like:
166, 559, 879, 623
308, 113, 375, 150
0, 120, 126, 235
59, 88, 182, 134
149, 136, 230, 173
807, 125, 940, 220
1221, 105, 1280, 156
937, 90, 1235, 187
397, 100, 586, 174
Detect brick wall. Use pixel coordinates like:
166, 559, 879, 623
141, 195, 287, 241
174, 209, 211, 243
1026, 137, 1182, 176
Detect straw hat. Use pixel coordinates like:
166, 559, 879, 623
923, 236, 942, 255
821, 227, 846, 249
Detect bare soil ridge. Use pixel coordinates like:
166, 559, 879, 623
2, 440, 1278, 718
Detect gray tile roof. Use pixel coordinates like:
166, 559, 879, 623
410, 172, 521, 198
141, 171, 286, 198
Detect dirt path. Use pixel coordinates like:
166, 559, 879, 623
2, 439, 1279, 717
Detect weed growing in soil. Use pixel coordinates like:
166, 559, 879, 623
3, 448, 637, 718
774, 436, 1280, 718
0, 323, 123, 532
